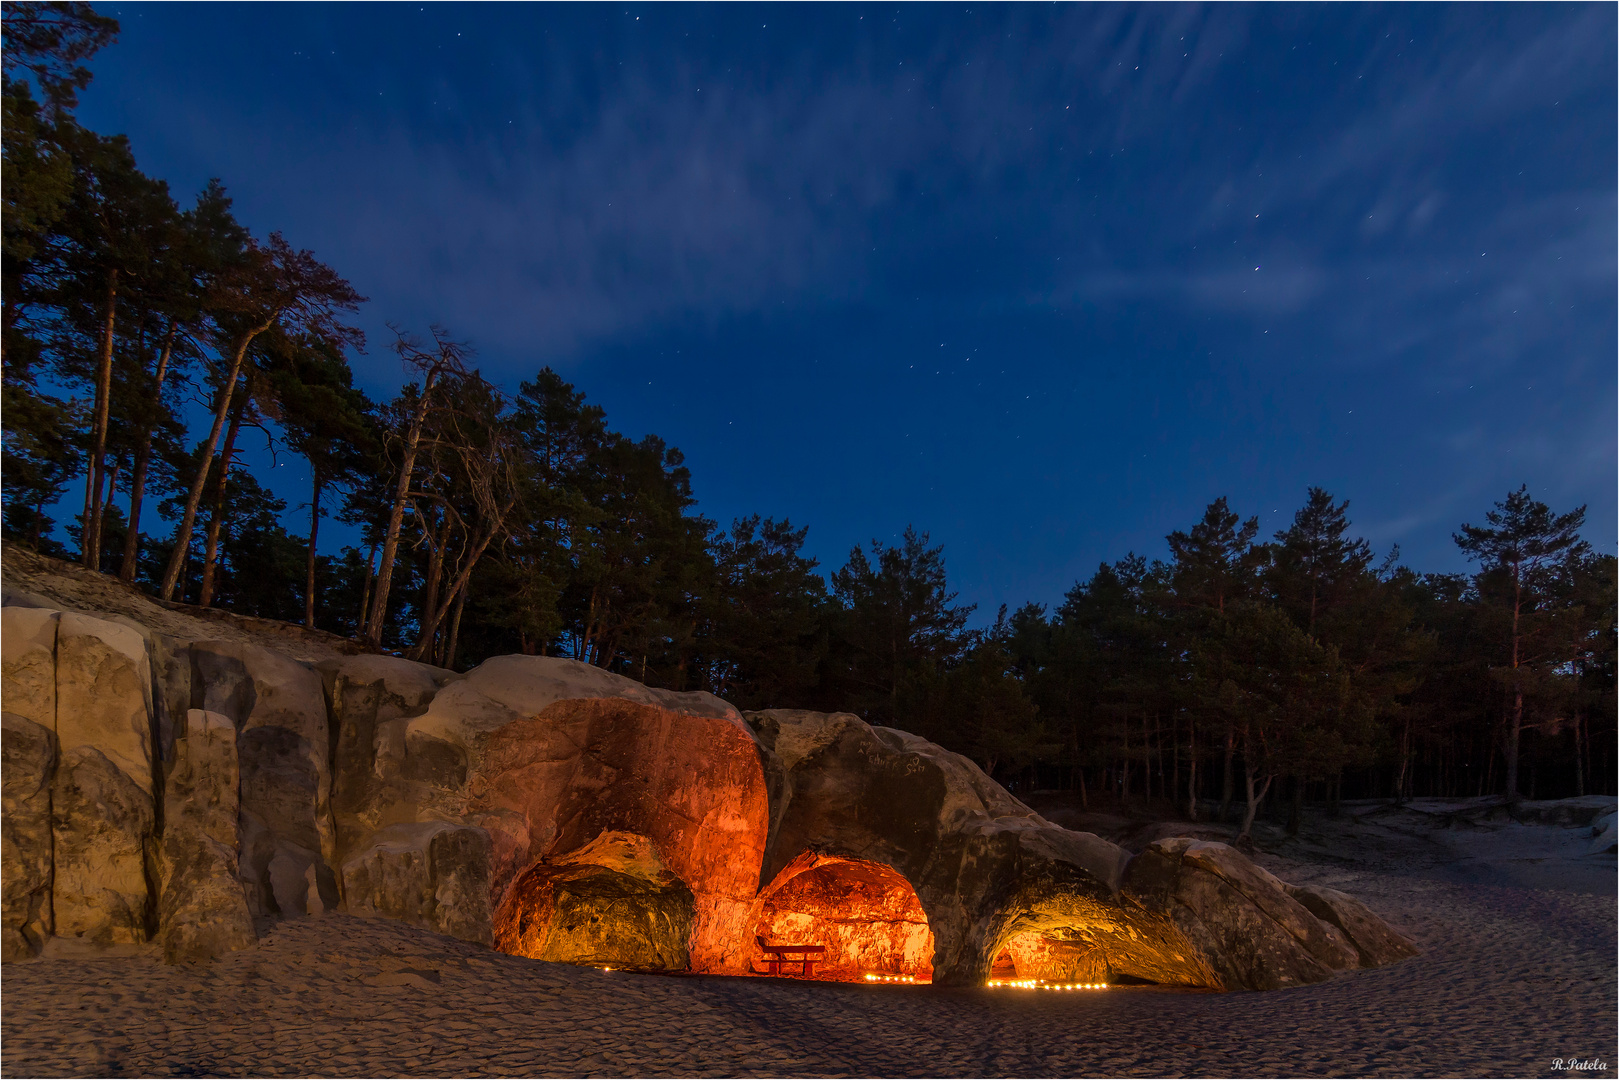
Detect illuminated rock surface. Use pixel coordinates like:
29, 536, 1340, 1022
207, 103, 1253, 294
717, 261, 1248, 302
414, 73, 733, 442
0, 589, 1418, 991
754, 853, 934, 980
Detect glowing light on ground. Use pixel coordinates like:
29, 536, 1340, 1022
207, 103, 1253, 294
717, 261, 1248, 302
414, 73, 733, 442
862, 974, 920, 984
985, 979, 1109, 990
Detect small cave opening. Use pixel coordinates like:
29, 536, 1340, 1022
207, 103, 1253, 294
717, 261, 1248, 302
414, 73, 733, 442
990, 929, 1111, 983
753, 855, 934, 983
492, 834, 697, 973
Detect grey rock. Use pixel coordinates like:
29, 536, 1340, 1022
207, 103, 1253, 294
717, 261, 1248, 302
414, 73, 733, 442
189, 641, 337, 917
1284, 881, 1419, 968
340, 820, 493, 945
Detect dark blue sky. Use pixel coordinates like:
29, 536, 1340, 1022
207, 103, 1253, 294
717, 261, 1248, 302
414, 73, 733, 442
83, 3, 1615, 619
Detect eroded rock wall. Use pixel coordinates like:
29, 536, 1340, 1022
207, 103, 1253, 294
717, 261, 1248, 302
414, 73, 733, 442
2, 593, 1415, 992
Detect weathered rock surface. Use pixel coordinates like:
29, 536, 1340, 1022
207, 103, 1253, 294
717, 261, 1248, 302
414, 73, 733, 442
189, 641, 338, 918
49, 613, 157, 947
1, 606, 58, 730
749, 710, 1225, 986
50, 745, 154, 945
1, 713, 56, 960
494, 831, 694, 970
318, 654, 459, 864
2, 586, 1415, 991
1122, 837, 1368, 990
158, 710, 255, 963
1284, 881, 1420, 968
402, 656, 770, 974
341, 821, 493, 945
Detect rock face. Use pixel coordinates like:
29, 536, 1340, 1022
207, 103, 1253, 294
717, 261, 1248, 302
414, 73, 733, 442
748, 710, 1221, 986
190, 641, 338, 919
406, 656, 771, 974
50, 613, 159, 947
1121, 838, 1363, 990
1, 592, 1416, 991
1, 713, 56, 960
340, 821, 493, 945
158, 710, 255, 963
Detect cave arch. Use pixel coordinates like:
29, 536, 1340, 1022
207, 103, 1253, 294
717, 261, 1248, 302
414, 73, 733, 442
979, 886, 1221, 988
752, 853, 935, 982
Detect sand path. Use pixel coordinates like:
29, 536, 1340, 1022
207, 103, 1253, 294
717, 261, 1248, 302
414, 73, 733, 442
3, 848, 1613, 1078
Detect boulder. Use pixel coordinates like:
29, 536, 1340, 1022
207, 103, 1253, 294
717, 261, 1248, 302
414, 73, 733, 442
1121, 838, 1362, 990
1284, 882, 1419, 968
747, 710, 1201, 985
188, 641, 337, 917
404, 655, 770, 974
1, 713, 56, 960
158, 710, 255, 963
340, 820, 493, 945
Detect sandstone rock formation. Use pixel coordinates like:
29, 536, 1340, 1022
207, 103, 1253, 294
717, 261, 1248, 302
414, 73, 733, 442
158, 710, 255, 964
0, 590, 1417, 991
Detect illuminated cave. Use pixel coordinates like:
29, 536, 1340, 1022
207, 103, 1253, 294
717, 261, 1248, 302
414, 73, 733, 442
492, 832, 698, 972
981, 887, 1222, 989
753, 854, 935, 982
990, 929, 1110, 983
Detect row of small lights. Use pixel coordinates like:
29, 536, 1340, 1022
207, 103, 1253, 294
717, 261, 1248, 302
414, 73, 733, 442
862, 974, 920, 983
986, 979, 1109, 990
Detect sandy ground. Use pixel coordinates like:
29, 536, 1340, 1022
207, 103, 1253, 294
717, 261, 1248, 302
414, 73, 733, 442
3, 806, 1613, 1079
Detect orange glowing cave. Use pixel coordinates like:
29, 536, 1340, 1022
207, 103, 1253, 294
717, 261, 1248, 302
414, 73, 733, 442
990, 929, 1110, 984
751, 854, 935, 983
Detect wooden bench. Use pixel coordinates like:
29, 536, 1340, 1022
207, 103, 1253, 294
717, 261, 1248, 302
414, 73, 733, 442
756, 935, 826, 977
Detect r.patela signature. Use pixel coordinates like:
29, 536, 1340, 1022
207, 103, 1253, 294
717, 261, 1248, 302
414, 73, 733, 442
1551, 1058, 1610, 1073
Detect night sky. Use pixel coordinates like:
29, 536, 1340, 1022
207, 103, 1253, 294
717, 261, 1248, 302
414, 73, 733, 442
79, 3, 1616, 619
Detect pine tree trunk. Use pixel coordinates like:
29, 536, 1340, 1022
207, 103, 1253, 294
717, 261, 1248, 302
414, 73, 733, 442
120, 322, 178, 582
197, 390, 248, 609
364, 387, 435, 644
1575, 711, 1586, 798
356, 539, 379, 638
1219, 725, 1235, 822
412, 515, 448, 660
1237, 764, 1272, 845
159, 320, 271, 601
304, 473, 323, 629
443, 586, 468, 671
83, 270, 119, 569
1185, 716, 1199, 821
96, 457, 122, 571
1505, 564, 1524, 800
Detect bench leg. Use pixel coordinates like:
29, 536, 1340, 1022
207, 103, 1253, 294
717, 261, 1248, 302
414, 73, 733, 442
804, 959, 816, 979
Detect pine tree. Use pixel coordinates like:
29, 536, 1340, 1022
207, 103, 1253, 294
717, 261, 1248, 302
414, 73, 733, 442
1455, 486, 1591, 801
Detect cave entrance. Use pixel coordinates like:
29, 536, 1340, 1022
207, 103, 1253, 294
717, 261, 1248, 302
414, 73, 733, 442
493, 832, 697, 972
991, 929, 1109, 983
754, 855, 934, 983
983, 894, 1222, 989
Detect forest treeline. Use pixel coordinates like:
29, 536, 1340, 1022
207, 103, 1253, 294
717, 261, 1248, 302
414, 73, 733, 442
3, 5, 1614, 828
